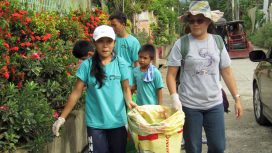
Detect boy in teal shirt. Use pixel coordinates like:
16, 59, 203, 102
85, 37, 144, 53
110, 11, 141, 86
132, 44, 164, 105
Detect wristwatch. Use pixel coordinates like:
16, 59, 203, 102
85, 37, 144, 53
233, 94, 240, 100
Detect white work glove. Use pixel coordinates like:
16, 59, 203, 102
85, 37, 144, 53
171, 93, 182, 111
52, 117, 65, 136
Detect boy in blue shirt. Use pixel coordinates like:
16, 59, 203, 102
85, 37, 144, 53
132, 44, 164, 105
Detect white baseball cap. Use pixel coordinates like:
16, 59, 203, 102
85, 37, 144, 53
93, 25, 115, 41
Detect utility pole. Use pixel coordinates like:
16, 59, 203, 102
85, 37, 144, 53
237, 0, 240, 20
232, 0, 235, 20
122, 0, 124, 12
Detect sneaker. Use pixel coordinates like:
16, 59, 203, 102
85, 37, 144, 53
202, 137, 207, 144
181, 138, 185, 149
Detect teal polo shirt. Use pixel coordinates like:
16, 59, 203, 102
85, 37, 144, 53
76, 56, 129, 129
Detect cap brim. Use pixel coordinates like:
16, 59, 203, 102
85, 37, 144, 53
94, 35, 115, 41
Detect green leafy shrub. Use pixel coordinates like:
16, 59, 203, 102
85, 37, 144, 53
0, 81, 54, 152
251, 22, 272, 48
135, 30, 149, 45
0, 0, 109, 151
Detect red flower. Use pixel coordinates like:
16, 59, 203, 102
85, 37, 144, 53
95, 17, 100, 22
10, 47, 19, 51
31, 53, 40, 60
21, 30, 26, 35
86, 22, 91, 27
41, 33, 52, 41
53, 111, 60, 119
0, 105, 9, 111
66, 71, 71, 76
5, 1, 10, 7
10, 67, 16, 74
2, 72, 9, 79
20, 43, 25, 47
17, 81, 22, 89
3, 42, 9, 49
31, 36, 35, 41
93, 22, 98, 27
72, 16, 78, 21
19, 10, 28, 15
1, 66, 8, 72
12, 13, 23, 19
25, 17, 31, 23
35, 36, 41, 40
46, 33, 52, 38
25, 42, 32, 47
4, 56, 10, 65
6, 33, 12, 38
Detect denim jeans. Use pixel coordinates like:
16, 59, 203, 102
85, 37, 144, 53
183, 103, 225, 153
87, 126, 127, 153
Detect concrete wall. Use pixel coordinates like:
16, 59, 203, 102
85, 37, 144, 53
45, 110, 87, 153
16, 109, 87, 153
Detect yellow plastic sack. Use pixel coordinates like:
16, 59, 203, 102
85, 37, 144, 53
128, 105, 185, 153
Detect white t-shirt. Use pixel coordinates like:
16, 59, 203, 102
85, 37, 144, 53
167, 34, 231, 110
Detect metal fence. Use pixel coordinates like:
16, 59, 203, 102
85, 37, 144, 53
19, 0, 92, 13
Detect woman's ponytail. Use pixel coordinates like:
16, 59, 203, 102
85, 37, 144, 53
91, 51, 105, 88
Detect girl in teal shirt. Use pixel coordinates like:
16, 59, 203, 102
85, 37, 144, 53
52, 25, 137, 153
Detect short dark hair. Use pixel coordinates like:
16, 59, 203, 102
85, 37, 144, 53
138, 44, 155, 60
109, 11, 127, 25
72, 40, 94, 59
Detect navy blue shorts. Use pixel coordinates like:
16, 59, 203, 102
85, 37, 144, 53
87, 126, 127, 153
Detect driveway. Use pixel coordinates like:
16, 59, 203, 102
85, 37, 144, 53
222, 58, 272, 153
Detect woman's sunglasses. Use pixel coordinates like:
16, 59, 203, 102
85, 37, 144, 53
188, 18, 205, 25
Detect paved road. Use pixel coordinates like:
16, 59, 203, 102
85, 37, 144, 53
160, 58, 272, 153
222, 58, 272, 153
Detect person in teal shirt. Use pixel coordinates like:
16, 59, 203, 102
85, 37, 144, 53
132, 44, 164, 105
52, 25, 137, 153
109, 11, 141, 86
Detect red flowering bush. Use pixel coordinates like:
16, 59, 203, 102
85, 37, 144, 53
0, 0, 110, 151
71, 8, 110, 41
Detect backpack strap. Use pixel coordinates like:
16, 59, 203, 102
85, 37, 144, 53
212, 34, 225, 80
175, 34, 189, 87
212, 34, 224, 53
180, 34, 189, 64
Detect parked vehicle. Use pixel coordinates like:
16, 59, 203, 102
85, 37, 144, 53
249, 49, 272, 125
215, 20, 253, 58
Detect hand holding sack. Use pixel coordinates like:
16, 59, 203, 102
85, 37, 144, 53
52, 117, 65, 136
171, 93, 182, 111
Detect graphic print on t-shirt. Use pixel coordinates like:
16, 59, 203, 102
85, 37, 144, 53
194, 47, 216, 76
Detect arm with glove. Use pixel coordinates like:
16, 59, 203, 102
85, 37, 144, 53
52, 78, 85, 136
166, 66, 182, 111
